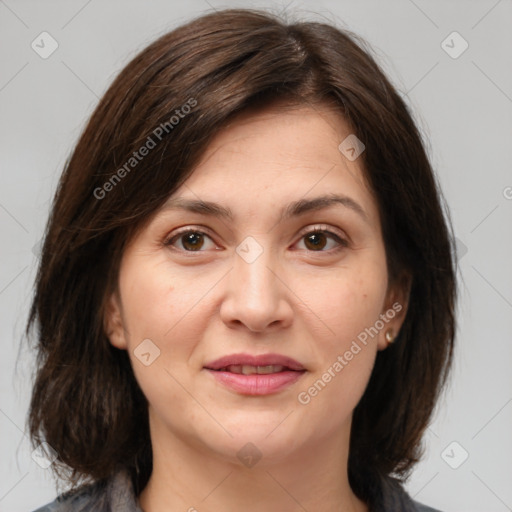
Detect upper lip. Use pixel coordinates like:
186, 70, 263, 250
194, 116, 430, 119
204, 353, 305, 371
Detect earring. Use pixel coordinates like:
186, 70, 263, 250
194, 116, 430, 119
385, 329, 395, 345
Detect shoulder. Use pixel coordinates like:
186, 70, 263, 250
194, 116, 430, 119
376, 474, 444, 512
31, 471, 142, 512
411, 501, 443, 512
32, 480, 106, 512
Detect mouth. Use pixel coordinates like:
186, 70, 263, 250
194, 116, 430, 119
212, 364, 295, 375
204, 353, 305, 372
204, 354, 306, 395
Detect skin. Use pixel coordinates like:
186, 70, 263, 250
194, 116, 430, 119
105, 101, 408, 512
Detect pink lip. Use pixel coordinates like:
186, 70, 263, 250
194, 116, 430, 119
203, 353, 306, 396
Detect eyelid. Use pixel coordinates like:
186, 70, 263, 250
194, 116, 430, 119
295, 224, 349, 245
164, 225, 219, 248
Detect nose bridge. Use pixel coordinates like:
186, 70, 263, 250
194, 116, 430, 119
220, 235, 291, 331
233, 236, 277, 302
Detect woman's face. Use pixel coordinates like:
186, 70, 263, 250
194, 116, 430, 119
106, 102, 407, 465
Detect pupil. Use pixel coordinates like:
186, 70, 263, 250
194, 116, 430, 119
306, 233, 326, 250
183, 233, 203, 250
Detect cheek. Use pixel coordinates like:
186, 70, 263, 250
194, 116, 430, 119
120, 263, 174, 339
117, 258, 203, 413
293, 259, 387, 414
119, 255, 183, 338
118, 254, 219, 369
298, 262, 387, 350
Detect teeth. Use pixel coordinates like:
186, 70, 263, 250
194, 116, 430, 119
255, 365, 285, 374
221, 365, 286, 375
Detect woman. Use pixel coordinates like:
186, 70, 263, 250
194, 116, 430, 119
28, 8, 456, 512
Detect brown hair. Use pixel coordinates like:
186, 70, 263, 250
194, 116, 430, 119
27, 7, 456, 501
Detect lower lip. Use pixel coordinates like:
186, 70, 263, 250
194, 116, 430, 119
205, 369, 305, 395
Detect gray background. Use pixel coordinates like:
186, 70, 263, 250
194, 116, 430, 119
1, 0, 511, 511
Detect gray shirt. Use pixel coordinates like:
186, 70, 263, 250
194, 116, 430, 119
33, 470, 442, 512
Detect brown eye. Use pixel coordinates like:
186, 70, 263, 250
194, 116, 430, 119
296, 229, 347, 252
165, 229, 217, 252
304, 232, 328, 251
181, 232, 205, 251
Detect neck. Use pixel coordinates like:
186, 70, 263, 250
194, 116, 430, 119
138, 417, 368, 512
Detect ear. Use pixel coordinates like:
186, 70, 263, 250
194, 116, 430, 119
104, 290, 128, 350
377, 273, 411, 351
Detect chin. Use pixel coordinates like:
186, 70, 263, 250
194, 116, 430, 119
196, 413, 312, 466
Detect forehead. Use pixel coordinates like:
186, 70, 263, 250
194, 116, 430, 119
166, 102, 380, 226
195, 103, 355, 175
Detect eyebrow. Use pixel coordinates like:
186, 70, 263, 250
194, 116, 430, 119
161, 193, 368, 223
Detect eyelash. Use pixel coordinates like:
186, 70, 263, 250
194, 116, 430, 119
164, 225, 348, 254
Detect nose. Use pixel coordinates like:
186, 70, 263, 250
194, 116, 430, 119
219, 245, 293, 333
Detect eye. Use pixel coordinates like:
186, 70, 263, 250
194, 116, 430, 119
295, 227, 348, 252
164, 226, 347, 253
165, 228, 218, 252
